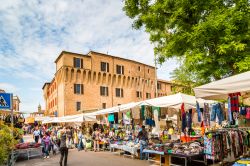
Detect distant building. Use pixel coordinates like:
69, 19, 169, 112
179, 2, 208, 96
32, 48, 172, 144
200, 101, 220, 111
13, 96, 21, 112
30, 104, 45, 118
42, 51, 174, 117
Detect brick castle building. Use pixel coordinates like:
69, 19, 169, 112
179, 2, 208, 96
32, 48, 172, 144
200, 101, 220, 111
42, 51, 173, 117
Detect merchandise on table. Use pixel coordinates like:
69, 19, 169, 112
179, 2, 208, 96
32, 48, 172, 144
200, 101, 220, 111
171, 141, 204, 155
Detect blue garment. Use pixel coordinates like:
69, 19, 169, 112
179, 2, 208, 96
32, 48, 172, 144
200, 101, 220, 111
196, 101, 201, 122
211, 103, 224, 125
182, 111, 187, 132
240, 107, 246, 115
108, 114, 114, 122
228, 97, 233, 122
187, 109, 192, 128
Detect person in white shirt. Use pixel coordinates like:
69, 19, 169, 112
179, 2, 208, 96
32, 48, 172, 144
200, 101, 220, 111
33, 127, 40, 143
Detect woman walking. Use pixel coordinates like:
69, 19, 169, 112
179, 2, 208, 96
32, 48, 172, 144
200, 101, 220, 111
92, 128, 100, 152
42, 132, 51, 159
59, 127, 68, 166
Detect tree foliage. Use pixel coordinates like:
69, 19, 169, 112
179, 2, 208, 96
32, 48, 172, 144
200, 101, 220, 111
0, 123, 16, 165
123, 0, 250, 83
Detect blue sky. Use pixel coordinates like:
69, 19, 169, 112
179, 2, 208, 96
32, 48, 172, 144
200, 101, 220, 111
0, 0, 178, 112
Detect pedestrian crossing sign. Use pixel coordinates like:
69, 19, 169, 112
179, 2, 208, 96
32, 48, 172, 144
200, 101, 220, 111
0, 93, 12, 110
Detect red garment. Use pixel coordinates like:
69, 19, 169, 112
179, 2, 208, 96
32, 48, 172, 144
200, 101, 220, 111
181, 103, 185, 115
246, 107, 250, 119
229, 92, 241, 112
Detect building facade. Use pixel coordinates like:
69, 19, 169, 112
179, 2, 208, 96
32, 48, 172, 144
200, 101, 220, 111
43, 51, 173, 117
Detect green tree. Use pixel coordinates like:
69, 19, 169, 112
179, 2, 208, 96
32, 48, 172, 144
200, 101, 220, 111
0, 123, 16, 165
123, 0, 250, 83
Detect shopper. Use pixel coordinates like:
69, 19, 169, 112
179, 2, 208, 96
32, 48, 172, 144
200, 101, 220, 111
42, 132, 51, 159
59, 127, 68, 166
77, 129, 83, 151
92, 128, 100, 152
137, 125, 148, 160
73, 129, 79, 149
33, 127, 40, 143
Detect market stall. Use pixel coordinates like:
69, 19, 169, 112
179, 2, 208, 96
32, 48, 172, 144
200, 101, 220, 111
193, 71, 250, 165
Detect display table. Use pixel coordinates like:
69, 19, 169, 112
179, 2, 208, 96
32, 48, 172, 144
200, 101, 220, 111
169, 153, 206, 166
143, 149, 167, 166
14, 147, 43, 160
122, 145, 139, 157
110, 144, 139, 158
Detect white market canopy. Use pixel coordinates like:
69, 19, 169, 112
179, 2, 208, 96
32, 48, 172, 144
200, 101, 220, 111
34, 116, 51, 122
194, 71, 250, 100
85, 102, 142, 116
140, 93, 197, 109
42, 114, 96, 124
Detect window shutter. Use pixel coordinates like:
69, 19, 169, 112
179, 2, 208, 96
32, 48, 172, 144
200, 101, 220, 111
121, 89, 124, 97
116, 65, 118, 74
101, 62, 104, 71
116, 88, 118, 97
100, 86, 102, 95
80, 59, 83, 68
73, 58, 76, 67
74, 84, 76, 94
106, 87, 109, 96
107, 63, 109, 72
122, 66, 124, 74
81, 84, 84, 94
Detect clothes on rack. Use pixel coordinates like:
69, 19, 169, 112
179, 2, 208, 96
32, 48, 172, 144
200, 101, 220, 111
204, 129, 250, 162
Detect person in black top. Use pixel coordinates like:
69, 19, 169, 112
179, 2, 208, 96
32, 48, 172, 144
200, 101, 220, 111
137, 126, 148, 160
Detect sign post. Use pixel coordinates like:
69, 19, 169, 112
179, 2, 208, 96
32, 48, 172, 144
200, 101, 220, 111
0, 93, 13, 166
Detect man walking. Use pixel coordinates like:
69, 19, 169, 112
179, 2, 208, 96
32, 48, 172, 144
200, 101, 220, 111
33, 127, 40, 143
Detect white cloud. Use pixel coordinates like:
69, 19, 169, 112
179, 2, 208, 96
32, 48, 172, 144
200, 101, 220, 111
0, 83, 18, 93
0, 0, 178, 111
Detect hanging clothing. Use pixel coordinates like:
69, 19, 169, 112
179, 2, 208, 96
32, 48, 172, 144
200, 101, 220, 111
132, 107, 140, 119
229, 93, 241, 112
140, 105, 145, 120
228, 97, 233, 122
211, 103, 224, 125
108, 114, 114, 122
196, 101, 202, 122
187, 109, 192, 128
181, 103, 186, 132
203, 103, 210, 127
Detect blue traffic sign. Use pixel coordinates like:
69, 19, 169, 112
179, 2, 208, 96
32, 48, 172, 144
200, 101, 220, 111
0, 93, 13, 110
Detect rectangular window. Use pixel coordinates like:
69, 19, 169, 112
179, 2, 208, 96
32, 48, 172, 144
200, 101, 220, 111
101, 62, 109, 72
116, 65, 124, 75
157, 83, 161, 90
102, 103, 106, 109
136, 91, 142, 98
100, 86, 109, 96
138, 66, 141, 71
116, 88, 124, 97
73, 57, 83, 68
74, 84, 84, 94
76, 102, 81, 111
146, 93, 151, 99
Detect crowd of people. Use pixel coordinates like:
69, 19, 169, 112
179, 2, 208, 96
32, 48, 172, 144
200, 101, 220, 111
28, 123, 161, 165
